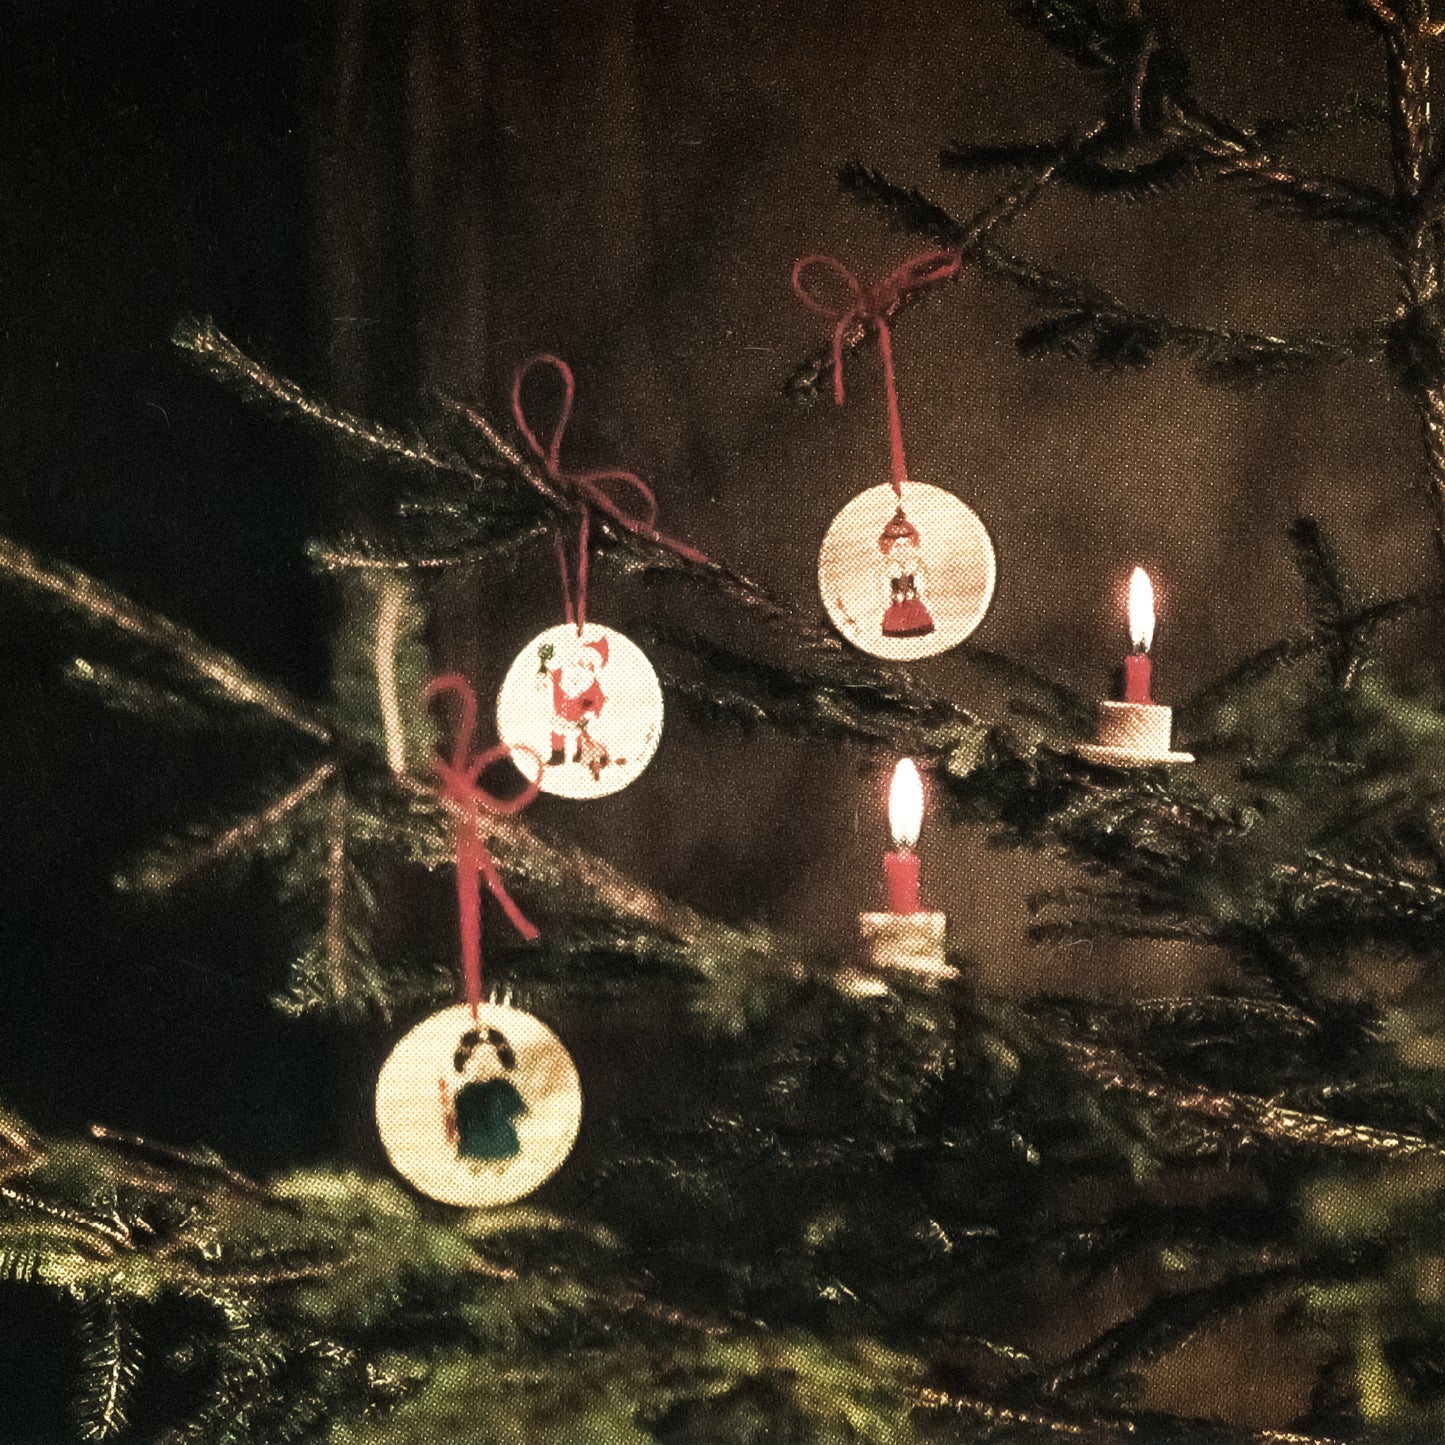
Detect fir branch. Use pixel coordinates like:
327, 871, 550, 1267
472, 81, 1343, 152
1249, 94, 1389, 144
946, 134, 1397, 236
437, 395, 570, 510
64, 658, 219, 727
174, 319, 489, 487
963, 645, 1094, 732
321, 784, 351, 1005
1287, 516, 1363, 687
0, 532, 330, 742
786, 125, 1106, 399
1276, 853, 1445, 939
1038, 1263, 1331, 1397
834, 165, 1374, 382
976, 230, 1374, 378
115, 762, 336, 895
939, 137, 1079, 176
1179, 588, 1429, 723
74, 1295, 141, 1442
0, 1186, 129, 1252
385, 771, 822, 1015
1055, 1037, 1445, 1161
1224, 157, 1396, 237
87, 1125, 269, 1201
1091, 995, 1320, 1036
306, 523, 549, 573
0, 1108, 41, 1165
913, 1384, 1348, 1444
647, 622, 980, 747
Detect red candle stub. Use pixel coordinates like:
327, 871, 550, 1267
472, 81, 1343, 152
1123, 567, 1156, 703
884, 758, 926, 914
885, 849, 921, 915
1123, 652, 1152, 703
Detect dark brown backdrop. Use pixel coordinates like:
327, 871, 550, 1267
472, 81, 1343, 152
314, 0, 1431, 1002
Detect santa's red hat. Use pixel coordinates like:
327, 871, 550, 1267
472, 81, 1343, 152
878, 507, 920, 553
584, 636, 609, 667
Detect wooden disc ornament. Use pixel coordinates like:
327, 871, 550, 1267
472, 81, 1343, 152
818, 481, 996, 661
496, 622, 663, 800
376, 1003, 582, 1208
794, 251, 996, 661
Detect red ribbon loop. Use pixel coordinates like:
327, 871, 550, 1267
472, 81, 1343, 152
511, 354, 710, 631
792, 251, 960, 496
425, 673, 542, 1019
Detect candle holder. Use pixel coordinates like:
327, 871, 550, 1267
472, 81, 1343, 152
851, 910, 954, 995
1077, 699, 1193, 766
1076, 566, 1192, 767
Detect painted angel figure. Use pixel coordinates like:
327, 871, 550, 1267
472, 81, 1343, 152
878, 506, 936, 638
439, 1023, 527, 1167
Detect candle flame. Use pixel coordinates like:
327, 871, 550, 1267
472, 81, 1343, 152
889, 758, 925, 851
1128, 566, 1155, 653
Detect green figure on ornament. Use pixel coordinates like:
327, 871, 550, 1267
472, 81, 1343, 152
452, 1077, 527, 1162
441, 1024, 528, 1163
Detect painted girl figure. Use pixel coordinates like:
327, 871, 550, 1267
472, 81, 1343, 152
878, 506, 935, 639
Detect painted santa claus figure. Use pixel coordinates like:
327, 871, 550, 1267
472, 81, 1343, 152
547, 633, 611, 778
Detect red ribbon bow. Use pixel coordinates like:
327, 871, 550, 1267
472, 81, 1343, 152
792, 251, 961, 497
426, 674, 542, 1019
512, 354, 709, 632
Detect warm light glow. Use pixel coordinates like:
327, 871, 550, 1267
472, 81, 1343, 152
889, 758, 925, 851
1128, 566, 1156, 653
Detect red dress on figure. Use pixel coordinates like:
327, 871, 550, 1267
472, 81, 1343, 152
877, 506, 935, 638
882, 567, 935, 637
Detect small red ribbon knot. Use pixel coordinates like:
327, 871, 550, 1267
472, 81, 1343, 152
792, 251, 961, 496
511, 354, 709, 632
426, 673, 542, 1019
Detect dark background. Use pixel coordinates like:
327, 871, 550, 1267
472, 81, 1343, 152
0, 0, 1431, 1430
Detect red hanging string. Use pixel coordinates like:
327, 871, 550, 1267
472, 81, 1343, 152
425, 674, 543, 1019
511, 354, 711, 632
792, 252, 961, 498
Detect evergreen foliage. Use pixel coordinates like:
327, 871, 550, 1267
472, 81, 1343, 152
9, 1, 1445, 1439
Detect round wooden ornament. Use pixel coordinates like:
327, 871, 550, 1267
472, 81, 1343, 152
818, 481, 996, 661
376, 1002, 582, 1208
496, 621, 663, 800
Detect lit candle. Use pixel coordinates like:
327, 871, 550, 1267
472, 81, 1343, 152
1123, 566, 1154, 704
884, 758, 924, 914
856, 755, 953, 993
1077, 562, 1192, 766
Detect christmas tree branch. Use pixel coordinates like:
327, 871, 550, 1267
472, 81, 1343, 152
176, 323, 852, 662
0, 532, 331, 742
913, 1384, 1347, 1445
87, 1125, 270, 1201
785, 120, 1108, 398
0, 1117, 949, 1445
173, 318, 491, 487
0, 1104, 1356, 1445
647, 622, 985, 750
63, 658, 221, 727
115, 762, 336, 895
1178, 588, 1429, 722
1038, 1262, 1336, 1398
945, 111, 1396, 236
382, 771, 820, 1020
837, 161, 1376, 380
307, 523, 550, 572
1055, 1036, 1445, 1162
